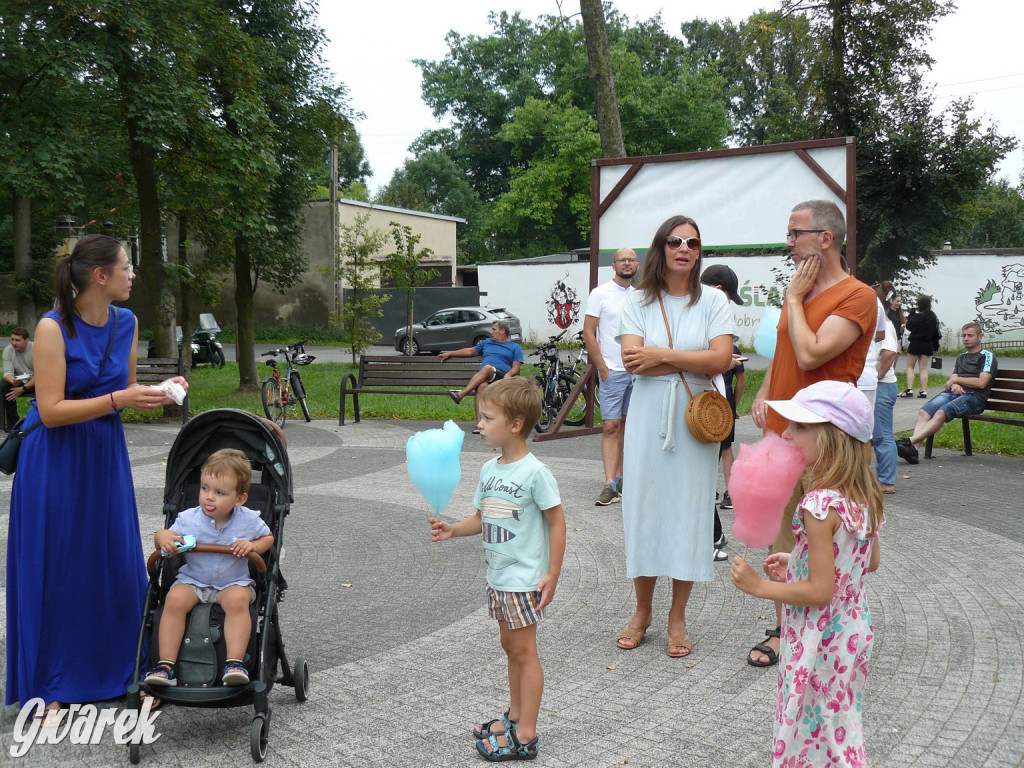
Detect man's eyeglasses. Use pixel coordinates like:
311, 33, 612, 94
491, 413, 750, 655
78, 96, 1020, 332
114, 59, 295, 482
666, 236, 701, 250
785, 229, 825, 243
614, 258, 638, 265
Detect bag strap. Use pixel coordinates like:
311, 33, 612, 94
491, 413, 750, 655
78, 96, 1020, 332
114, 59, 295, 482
98, 306, 119, 378
657, 294, 698, 400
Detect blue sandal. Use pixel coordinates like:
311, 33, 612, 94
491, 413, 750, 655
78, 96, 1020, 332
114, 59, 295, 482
475, 725, 539, 762
143, 661, 177, 687
222, 660, 250, 685
472, 709, 516, 740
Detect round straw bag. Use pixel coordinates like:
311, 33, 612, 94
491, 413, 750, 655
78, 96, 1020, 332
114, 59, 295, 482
658, 294, 735, 444
685, 388, 734, 444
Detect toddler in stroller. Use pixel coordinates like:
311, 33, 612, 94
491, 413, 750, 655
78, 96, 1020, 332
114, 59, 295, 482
145, 448, 274, 688
128, 408, 308, 763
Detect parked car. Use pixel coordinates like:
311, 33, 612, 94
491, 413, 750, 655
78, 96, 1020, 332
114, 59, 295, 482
394, 307, 522, 355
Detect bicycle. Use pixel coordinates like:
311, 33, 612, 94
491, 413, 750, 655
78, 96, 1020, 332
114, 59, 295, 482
260, 341, 316, 426
565, 329, 588, 377
530, 330, 587, 433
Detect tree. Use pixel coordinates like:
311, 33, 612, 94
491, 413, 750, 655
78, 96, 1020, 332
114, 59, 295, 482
490, 98, 601, 255
335, 213, 390, 365
683, 1, 1015, 281
381, 223, 438, 354
945, 180, 1024, 249
412, 10, 729, 261
0, 5, 93, 327
580, 0, 625, 158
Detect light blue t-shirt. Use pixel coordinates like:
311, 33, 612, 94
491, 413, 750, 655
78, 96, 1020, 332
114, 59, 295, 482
473, 453, 561, 592
171, 505, 271, 589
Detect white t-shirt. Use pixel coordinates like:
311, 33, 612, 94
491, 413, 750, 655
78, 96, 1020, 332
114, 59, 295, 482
585, 280, 634, 371
878, 318, 899, 384
857, 298, 886, 391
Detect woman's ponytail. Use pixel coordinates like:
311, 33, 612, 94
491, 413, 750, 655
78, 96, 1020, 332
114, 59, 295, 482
54, 234, 123, 337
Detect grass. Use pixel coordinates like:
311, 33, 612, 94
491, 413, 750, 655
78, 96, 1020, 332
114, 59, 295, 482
100, 361, 1023, 457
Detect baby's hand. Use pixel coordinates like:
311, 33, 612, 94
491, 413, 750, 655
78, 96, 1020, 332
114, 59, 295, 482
231, 539, 256, 557
536, 572, 558, 610
429, 517, 453, 542
155, 529, 183, 554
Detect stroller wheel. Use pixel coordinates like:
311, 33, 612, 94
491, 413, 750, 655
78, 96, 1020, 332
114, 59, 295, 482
293, 657, 309, 702
251, 714, 269, 762
129, 743, 141, 764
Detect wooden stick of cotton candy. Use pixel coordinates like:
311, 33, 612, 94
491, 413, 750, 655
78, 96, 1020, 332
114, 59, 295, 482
727, 433, 805, 608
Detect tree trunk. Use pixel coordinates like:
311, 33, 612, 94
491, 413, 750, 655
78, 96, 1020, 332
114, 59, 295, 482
128, 130, 177, 358
580, 0, 626, 158
12, 194, 36, 330
233, 237, 259, 391
175, 214, 194, 372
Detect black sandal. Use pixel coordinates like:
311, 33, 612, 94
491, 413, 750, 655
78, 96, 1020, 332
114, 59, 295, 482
475, 725, 539, 762
747, 626, 780, 668
472, 709, 516, 740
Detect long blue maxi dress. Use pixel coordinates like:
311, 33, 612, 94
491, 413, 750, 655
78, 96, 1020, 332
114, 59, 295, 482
6, 306, 148, 705
619, 289, 734, 582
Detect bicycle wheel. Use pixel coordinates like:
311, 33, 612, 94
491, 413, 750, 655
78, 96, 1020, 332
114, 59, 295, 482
559, 372, 587, 426
261, 378, 286, 427
533, 376, 556, 433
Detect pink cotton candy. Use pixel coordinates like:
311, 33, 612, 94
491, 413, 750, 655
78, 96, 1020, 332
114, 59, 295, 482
728, 433, 806, 548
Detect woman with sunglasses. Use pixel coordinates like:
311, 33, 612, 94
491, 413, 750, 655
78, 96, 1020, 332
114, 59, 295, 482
614, 216, 734, 657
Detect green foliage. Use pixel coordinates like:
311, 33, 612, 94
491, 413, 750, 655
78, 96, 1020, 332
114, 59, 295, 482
490, 98, 601, 254
685, 1, 1016, 283
336, 213, 390, 365
948, 179, 1024, 248
410, 10, 730, 262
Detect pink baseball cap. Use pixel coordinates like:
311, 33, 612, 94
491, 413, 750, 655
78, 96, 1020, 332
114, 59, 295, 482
766, 380, 874, 443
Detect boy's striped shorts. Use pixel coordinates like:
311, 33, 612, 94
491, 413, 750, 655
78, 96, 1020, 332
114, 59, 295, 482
486, 586, 545, 629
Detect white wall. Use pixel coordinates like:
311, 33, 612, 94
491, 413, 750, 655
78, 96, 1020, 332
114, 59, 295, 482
479, 253, 1024, 348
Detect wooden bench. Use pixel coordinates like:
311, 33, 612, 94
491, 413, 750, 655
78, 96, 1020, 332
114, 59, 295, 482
338, 355, 483, 425
924, 368, 1024, 458
136, 357, 190, 424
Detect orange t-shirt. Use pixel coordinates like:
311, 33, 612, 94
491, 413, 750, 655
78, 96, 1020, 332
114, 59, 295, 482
765, 277, 878, 436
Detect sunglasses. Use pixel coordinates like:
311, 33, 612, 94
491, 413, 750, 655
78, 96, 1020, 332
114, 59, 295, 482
665, 235, 701, 250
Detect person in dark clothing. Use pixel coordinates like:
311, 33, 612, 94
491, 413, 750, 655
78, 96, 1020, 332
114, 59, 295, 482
902, 295, 940, 398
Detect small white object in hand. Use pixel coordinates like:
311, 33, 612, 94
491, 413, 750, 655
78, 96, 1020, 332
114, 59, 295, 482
157, 379, 186, 405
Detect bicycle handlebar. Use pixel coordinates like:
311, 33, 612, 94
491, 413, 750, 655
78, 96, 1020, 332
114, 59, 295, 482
261, 341, 308, 359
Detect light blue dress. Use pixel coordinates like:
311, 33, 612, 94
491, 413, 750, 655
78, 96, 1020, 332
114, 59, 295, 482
618, 289, 733, 582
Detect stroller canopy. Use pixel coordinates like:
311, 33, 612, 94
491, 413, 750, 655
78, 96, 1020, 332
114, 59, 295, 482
163, 408, 292, 507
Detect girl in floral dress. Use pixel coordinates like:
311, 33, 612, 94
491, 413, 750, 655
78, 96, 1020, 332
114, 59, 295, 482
732, 380, 884, 768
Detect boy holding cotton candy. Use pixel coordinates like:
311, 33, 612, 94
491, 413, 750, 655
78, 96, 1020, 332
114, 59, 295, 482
732, 381, 883, 768
429, 377, 566, 762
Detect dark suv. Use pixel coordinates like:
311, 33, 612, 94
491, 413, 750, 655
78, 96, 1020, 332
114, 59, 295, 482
394, 307, 523, 355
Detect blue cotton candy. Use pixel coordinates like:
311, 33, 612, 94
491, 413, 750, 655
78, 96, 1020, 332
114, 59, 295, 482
753, 304, 781, 360
406, 420, 465, 514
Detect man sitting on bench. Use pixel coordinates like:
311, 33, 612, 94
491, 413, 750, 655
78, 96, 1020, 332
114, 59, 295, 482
442, 320, 524, 425
897, 322, 997, 464
2, 327, 34, 432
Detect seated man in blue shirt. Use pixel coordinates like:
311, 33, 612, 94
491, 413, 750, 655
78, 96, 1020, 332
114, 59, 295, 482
897, 322, 997, 464
443, 320, 524, 425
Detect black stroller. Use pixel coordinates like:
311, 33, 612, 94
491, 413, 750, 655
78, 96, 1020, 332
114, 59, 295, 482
128, 409, 308, 763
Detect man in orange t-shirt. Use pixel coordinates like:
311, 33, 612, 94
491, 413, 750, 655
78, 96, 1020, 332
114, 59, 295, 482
744, 199, 877, 668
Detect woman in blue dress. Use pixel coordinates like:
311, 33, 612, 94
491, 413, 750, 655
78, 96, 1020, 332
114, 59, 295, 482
6, 234, 187, 719
615, 216, 734, 658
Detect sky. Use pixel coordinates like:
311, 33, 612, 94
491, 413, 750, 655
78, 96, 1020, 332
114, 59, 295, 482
318, 0, 1024, 194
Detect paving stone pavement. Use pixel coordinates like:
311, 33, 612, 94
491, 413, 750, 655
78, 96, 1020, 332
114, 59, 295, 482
0, 396, 1021, 767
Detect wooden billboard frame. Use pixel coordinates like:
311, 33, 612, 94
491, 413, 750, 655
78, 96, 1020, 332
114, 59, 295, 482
535, 136, 857, 442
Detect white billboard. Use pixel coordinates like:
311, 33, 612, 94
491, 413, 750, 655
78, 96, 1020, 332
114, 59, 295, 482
596, 140, 853, 255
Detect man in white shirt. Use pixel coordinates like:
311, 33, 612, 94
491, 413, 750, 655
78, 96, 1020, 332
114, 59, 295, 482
2, 327, 34, 431
583, 248, 637, 506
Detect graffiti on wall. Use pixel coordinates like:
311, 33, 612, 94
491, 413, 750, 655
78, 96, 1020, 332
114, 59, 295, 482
975, 263, 1024, 333
546, 276, 581, 330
